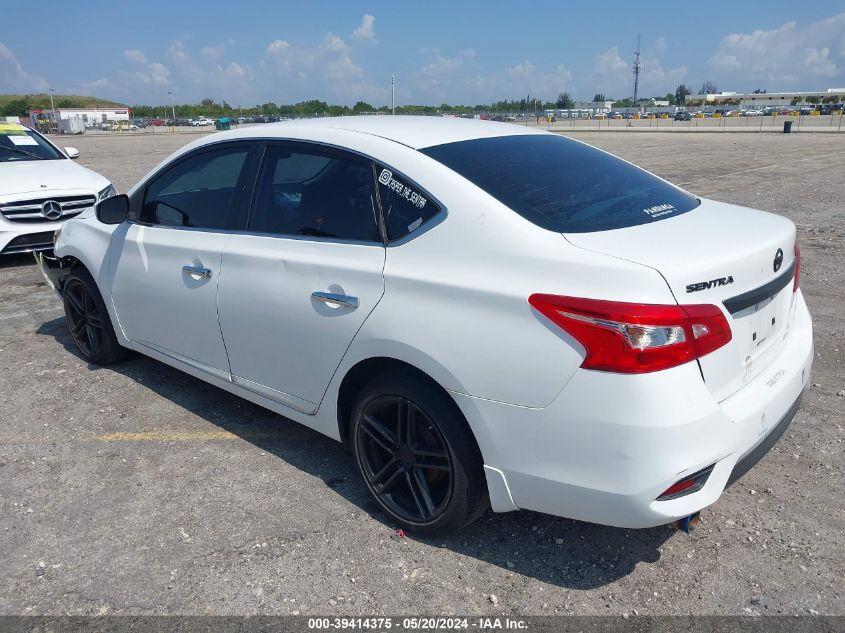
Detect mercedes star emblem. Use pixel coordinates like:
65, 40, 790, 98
41, 200, 62, 221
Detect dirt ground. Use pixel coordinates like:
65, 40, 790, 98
0, 129, 842, 616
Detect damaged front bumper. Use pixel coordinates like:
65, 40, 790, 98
34, 251, 69, 298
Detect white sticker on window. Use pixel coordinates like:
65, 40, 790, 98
642, 203, 676, 218
378, 168, 393, 185
378, 168, 427, 210
407, 217, 423, 232
8, 135, 38, 146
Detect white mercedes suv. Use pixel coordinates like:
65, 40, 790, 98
1, 122, 115, 255
37, 116, 812, 535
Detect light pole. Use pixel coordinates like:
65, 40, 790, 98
168, 91, 176, 123
391, 75, 395, 115
49, 88, 55, 131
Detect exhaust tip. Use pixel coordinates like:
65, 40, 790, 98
670, 512, 701, 534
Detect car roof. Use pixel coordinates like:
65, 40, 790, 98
223, 115, 545, 150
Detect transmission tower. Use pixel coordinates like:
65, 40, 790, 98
632, 36, 641, 108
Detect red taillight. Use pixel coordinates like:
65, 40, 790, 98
528, 294, 732, 374
793, 242, 800, 292
660, 478, 698, 497
657, 465, 715, 500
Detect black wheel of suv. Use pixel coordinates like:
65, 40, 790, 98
350, 371, 488, 536
63, 269, 126, 365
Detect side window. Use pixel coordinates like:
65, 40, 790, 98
374, 165, 440, 241
248, 145, 380, 242
141, 146, 249, 230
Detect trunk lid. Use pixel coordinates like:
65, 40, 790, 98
564, 198, 799, 402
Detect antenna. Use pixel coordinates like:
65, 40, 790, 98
632, 36, 641, 107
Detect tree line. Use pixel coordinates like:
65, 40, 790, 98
129, 96, 587, 118
6, 83, 836, 120
1, 94, 124, 117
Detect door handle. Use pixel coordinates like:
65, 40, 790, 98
311, 291, 359, 309
182, 265, 213, 279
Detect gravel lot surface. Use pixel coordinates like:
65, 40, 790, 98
1, 129, 842, 616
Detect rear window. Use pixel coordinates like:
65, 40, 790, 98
420, 134, 699, 233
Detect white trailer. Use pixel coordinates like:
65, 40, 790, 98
58, 118, 86, 134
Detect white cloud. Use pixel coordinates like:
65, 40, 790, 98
200, 43, 228, 61
594, 46, 628, 76
120, 62, 171, 87
641, 38, 687, 93
591, 39, 687, 98
420, 48, 476, 85
413, 47, 573, 103
123, 49, 147, 63
109, 41, 261, 102
265, 32, 363, 83
320, 33, 348, 55
266, 39, 291, 57
167, 42, 257, 101
351, 14, 377, 44
120, 47, 171, 87
709, 12, 845, 87
591, 46, 629, 95
0, 41, 48, 92
460, 60, 573, 103
65, 76, 129, 99
81, 77, 113, 90
167, 40, 190, 65
503, 61, 573, 95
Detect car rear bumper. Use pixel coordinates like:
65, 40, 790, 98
453, 291, 813, 528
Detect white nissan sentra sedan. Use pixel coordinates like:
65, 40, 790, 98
37, 116, 812, 535
1, 122, 115, 255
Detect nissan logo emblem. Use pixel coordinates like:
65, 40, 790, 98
41, 200, 62, 221
773, 248, 784, 273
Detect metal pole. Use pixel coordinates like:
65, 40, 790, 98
168, 91, 176, 132
49, 89, 55, 132
391, 75, 395, 115
632, 36, 641, 109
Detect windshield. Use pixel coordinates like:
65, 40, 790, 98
0, 124, 64, 162
421, 134, 700, 233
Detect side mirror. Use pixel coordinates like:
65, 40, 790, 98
96, 194, 130, 225
64, 147, 80, 159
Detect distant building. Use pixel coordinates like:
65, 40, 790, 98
587, 100, 615, 114
28, 106, 132, 127
685, 88, 845, 108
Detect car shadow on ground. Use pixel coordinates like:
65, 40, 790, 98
38, 315, 674, 590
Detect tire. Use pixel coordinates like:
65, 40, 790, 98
350, 370, 489, 536
62, 268, 126, 365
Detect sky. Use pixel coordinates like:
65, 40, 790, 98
2, 1, 844, 107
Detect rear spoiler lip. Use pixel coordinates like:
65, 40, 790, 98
722, 260, 796, 315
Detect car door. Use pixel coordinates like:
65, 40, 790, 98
217, 142, 386, 413
109, 143, 255, 378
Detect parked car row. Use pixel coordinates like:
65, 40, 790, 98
238, 115, 293, 124
114, 117, 243, 127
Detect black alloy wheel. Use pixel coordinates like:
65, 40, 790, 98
64, 277, 104, 358
62, 269, 126, 365
356, 396, 454, 523
351, 371, 488, 536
